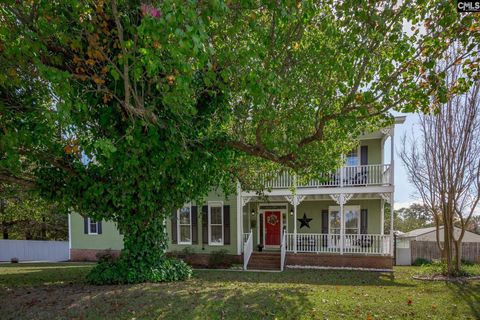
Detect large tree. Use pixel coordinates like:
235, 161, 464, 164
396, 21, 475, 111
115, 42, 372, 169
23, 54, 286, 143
1, 1, 478, 283
401, 46, 480, 275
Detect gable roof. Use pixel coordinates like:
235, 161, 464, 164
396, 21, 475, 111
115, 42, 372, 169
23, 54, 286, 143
399, 226, 480, 240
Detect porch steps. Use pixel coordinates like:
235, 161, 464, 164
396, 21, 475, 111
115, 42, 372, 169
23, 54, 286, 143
247, 252, 281, 270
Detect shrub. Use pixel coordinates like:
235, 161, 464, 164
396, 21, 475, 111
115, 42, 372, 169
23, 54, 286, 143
86, 256, 192, 285
208, 250, 233, 268
416, 260, 480, 277
412, 258, 431, 266
10, 257, 19, 263
95, 249, 118, 264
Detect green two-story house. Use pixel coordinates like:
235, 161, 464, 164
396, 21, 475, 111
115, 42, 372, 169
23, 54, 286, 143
69, 116, 405, 270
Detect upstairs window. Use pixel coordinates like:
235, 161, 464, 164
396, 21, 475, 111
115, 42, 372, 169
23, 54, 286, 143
346, 148, 359, 166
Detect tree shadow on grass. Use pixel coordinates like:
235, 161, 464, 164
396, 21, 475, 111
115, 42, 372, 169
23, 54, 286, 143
1, 279, 316, 320
194, 269, 412, 287
447, 281, 480, 319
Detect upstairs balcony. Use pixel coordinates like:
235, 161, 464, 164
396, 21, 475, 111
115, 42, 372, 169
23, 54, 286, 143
262, 164, 392, 189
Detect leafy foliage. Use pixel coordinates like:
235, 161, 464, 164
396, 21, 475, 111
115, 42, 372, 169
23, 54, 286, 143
208, 249, 234, 269
87, 256, 192, 285
1, 1, 479, 283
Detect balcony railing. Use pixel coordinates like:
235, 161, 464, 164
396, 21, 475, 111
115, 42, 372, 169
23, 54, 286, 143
263, 164, 391, 189
286, 233, 391, 255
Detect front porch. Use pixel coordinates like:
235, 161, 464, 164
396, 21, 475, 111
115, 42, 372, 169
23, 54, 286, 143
239, 193, 395, 270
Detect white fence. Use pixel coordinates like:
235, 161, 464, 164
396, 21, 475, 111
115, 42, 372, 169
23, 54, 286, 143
286, 233, 391, 255
0, 239, 69, 262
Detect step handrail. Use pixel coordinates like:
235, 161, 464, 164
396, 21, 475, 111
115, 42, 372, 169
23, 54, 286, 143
243, 229, 253, 270
280, 230, 287, 271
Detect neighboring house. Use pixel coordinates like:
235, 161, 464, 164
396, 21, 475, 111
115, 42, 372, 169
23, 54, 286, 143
69, 117, 405, 270
396, 226, 480, 265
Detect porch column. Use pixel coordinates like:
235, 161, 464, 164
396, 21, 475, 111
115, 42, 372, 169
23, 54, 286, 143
285, 194, 305, 254
340, 196, 344, 255
390, 127, 395, 186
236, 182, 242, 256
380, 199, 385, 235
390, 193, 394, 256
329, 193, 353, 255
293, 201, 298, 253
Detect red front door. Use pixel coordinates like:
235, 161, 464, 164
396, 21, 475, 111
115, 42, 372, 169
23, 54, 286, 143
264, 211, 281, 246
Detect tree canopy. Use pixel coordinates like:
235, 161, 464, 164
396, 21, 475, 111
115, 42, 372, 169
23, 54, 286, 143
1, 1, 479, 283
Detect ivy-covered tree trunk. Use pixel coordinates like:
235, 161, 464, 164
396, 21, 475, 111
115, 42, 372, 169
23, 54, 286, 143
120, 211, 168, 267
87, 208, 192, 284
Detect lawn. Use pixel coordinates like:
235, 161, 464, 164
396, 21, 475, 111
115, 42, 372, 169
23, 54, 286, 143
0, 263, 478, 320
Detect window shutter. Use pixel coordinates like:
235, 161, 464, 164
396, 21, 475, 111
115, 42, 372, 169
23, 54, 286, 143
97, 221, 102, 234
191, 206, 198, 244
321, 210, 328, 234
361, 209, 368, 234
171, 209, 177, 244
360, 146, 368, 165
223, 205, 230, 245
202, 205, 208, 244
84, 217, 88, 234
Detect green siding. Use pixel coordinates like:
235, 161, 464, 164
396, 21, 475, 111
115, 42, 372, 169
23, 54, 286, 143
360, 139, 382, 164
70, 213, 123, 250
166, 190, 239, 255
70, 197, 384, 252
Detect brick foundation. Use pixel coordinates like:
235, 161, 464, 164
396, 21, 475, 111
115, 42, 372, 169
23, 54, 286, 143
70, 249, 242, 267
168, 253, 242, 268
70, 249, 121, 262
286, 253, 393, 269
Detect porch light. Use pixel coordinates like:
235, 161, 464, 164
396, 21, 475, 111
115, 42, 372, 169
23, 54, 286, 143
290, 209, 294, 216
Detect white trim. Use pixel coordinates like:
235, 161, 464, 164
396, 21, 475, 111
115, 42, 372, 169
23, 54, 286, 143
68, 213, 72, 260
236, 182, 242, 255
177, 203, 192, 245
208, 201, 224, 246
87, 218, 99, 235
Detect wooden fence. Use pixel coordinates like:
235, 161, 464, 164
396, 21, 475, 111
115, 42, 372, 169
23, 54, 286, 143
410, 241, 480, 264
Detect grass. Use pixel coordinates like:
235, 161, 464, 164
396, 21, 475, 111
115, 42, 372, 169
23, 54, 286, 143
414, 261, 480, 278
0, 263, 479, 320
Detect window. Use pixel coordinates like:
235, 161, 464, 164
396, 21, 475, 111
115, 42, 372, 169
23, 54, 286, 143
177, 205, 192, 244
328, 206, 360, 235
344, 207, 360, 234
209, 202, 223, 245
329, 209, 341, 235
346, 148, 359, 166
88, 218, 99, 235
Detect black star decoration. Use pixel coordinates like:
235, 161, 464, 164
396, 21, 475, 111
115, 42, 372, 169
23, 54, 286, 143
298, 213, 313, 229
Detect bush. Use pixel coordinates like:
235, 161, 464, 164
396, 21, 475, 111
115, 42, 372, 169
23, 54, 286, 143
412, 258, 431, 266
95, 249, 118, 264
416, 260, 480, 277
86, 256, 192, 285
208, 249, 233, 269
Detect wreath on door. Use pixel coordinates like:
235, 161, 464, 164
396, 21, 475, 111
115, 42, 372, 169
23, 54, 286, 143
267, 214, 279, 226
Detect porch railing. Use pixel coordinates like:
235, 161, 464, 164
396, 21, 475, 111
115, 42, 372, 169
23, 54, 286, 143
263, 164, 391, 189
286, 233, 391, 255
243, 229, 253, 270
280, 231, 287, 271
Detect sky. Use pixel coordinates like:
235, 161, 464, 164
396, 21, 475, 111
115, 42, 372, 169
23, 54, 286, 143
391, 112, 421, 210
